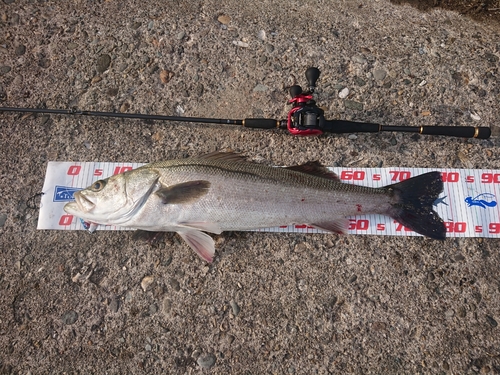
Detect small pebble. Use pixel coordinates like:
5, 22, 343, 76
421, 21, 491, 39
119, 102, 130, 113
0, 213, 7, 228
265, 44, 274, 53
141, 275, 154, 292
218, 14, 231, 25
338, 87, 349, 99
107, 87, 119, 97
351, 55, 367, 64
61, 310, 78, 325
149, 303, 158, 314
253, 84, 269, 92
348, 134, 358, 140
162, 298, 172, 315
15, 45, 26, 56
175, 105, 185, 115
96, 54, 111, 73
169, 277, 180, 292
230, 300, 240, 316
160, 69, 174, 84
0, 66, 11, 75
344, 100, 363, 111
372, 69, 387, 81
197, 353, 216, 369
233, 40, 249, 48
354, 76, 366, 86
109, 298, 119, 313
196, 83, 204, 96
486, 315, 498, 328
470, 111, 481, 121
257, 30, 266, 41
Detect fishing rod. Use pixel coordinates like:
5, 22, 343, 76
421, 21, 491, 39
0, 68, 491, 139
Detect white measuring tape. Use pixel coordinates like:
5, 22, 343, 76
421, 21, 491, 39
38, 162, 500, 238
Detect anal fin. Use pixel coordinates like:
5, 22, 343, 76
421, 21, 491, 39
285, 161, 339, 180
312, 218, 349, 234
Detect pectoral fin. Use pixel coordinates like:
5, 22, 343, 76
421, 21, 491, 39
312, 218, 349, 234
177, 229, 216, 263
156, 180, 211, 204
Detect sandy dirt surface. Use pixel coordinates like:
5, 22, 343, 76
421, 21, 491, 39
1, 0, 500, 374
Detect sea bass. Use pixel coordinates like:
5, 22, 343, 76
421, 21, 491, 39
64, 152, 446, 262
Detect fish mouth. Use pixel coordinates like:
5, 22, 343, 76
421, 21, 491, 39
66, 192, 95, 213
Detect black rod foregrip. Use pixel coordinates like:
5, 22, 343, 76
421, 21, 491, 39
243, 118, 280, 129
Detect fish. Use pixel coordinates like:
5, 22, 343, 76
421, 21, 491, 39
64, 152, 446, 262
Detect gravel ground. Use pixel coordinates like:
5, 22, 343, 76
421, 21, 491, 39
1, 1, 500, 374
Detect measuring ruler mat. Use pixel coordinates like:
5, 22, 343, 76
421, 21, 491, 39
38, 162, 500, 238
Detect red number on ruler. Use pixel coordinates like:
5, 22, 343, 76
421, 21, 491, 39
67, 165, 81, 176
113, 166, 133, 175
481, 173, 500, 184
441, 172, 459, 183
59, 215, 74, 226
445, 222, 467, 233
389, 171, 411, 182
348, 219, 369, 231
394, 220, 413, 232
489, 223, 500, 234
340, 170, 366, 181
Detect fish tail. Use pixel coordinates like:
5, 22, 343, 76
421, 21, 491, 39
386, 172, 446, 239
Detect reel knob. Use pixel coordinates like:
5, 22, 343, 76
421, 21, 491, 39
305, 67, 320, 89
289, 85, 303, 98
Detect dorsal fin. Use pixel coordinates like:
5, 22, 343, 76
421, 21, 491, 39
285, 161, 338, 180
198, 151, 247, 163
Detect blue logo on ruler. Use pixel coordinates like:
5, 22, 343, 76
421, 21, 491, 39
465, 193, 497, 209
53, 186, 82, 202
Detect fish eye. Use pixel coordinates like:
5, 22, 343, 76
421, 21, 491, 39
91, 180, 106, 192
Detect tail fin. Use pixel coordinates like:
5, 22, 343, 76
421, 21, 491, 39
387, 172, 446, 240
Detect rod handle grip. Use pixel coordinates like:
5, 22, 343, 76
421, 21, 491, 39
420, 126, 491, 139
243, 118, 279, 129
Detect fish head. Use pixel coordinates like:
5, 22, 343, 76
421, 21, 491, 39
64, 168, 159, 226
